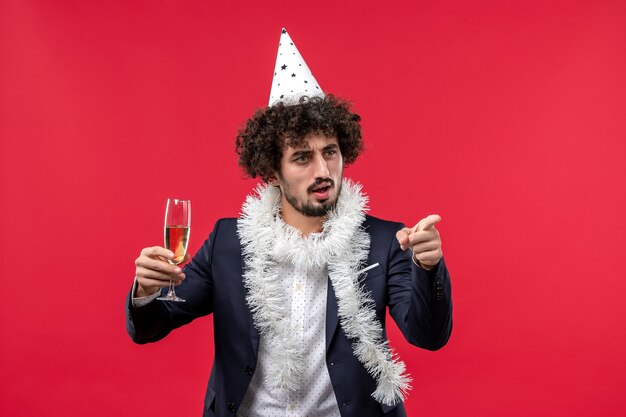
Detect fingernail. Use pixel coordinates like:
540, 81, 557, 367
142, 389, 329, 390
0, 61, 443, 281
174, 267, 181, 273
167, 251, 175, 258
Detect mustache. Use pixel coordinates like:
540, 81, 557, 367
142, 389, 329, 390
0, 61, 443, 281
307, 178, 334, 193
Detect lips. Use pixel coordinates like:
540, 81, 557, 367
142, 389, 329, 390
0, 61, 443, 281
310, 182, 332, 199
312, 183, 330, 192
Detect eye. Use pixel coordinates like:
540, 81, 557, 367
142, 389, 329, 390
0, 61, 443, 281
293, 155, 310, 163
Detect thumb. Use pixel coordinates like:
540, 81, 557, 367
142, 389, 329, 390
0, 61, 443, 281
396, 228, 411, 250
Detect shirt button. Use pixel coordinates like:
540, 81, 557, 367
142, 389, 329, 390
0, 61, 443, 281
244, 366, 253, 376
227, 402, 237, 412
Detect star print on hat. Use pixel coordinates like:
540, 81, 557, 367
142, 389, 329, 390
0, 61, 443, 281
268, 28, 325, 106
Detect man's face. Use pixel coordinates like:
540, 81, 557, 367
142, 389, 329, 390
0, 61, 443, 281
274, 134, 343, 218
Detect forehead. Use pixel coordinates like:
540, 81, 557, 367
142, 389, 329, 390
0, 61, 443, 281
283, 134, 338, 153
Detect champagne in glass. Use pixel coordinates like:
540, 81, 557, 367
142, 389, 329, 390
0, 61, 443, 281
157, 198, 190, 302
165, 225, 190, 264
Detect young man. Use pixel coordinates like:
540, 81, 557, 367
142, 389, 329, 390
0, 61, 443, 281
127, 30, 452, 417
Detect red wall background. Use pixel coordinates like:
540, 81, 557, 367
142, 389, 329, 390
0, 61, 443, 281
2, 1, 625, 416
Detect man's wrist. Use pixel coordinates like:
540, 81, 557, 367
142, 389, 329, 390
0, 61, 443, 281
136, 285, 160, 298
412, 255, 432, 271
131, 278, 161, 307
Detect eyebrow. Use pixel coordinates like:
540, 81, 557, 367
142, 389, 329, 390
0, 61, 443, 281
290, 143, 338, 158
290, 149, 312, 159
290, 143, 339, 158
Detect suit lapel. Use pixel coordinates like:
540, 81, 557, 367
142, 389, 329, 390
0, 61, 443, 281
325, 276, 339, 350
239, 253, 260, 362
248, 315, 260, 362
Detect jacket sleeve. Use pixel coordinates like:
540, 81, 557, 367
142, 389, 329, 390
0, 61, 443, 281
125, 219, 222, 344
386, 225, 453, 351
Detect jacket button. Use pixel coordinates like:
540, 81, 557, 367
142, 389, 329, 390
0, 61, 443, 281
245, 366, 254, 376
227, 402, 237, 413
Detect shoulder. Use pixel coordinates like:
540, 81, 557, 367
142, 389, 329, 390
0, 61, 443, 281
362, 215, 408, 264
364, 214, 404, 234
208, 217, 239, 244
213, 217, 238, 231
363, 215, 404, 253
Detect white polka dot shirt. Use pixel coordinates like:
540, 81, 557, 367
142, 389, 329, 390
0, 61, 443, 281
238, 262, 341, 417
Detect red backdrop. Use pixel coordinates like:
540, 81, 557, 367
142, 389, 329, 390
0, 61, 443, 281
2, 1, 625, 416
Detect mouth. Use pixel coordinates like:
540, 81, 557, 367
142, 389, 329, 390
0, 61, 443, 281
310, 182, 332, 200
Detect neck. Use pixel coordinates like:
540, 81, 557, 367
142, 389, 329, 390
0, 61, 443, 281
280, 197, 325, 236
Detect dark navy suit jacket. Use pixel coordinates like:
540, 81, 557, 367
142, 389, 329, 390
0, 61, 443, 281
126, 215, 452, 417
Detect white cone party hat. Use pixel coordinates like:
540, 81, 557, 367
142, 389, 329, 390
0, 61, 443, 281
268, 28, 325, 106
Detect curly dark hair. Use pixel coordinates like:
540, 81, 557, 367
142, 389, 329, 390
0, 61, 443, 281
236, 95, 363, 182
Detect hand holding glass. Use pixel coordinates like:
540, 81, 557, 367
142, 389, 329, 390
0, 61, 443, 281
157, 198, 190, 302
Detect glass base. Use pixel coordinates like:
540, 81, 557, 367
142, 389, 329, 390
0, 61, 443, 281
157, 294, 186, 302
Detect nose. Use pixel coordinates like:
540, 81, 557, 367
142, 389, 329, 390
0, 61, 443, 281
312, 153, 330, 178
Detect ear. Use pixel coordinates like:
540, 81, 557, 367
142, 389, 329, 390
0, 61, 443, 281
267, 172, 280, 187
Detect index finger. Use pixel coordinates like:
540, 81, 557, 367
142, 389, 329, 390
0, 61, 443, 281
412, 214, 442, 232
140, 246, 175, 259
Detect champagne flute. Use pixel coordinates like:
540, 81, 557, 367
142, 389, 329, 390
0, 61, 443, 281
157, 198, 191, 302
